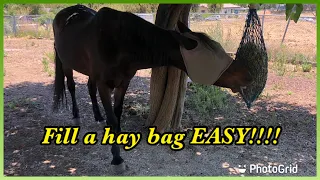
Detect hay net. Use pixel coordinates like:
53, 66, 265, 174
235, 8, 268, 108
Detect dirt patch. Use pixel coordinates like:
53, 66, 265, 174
4, 37, 316, 176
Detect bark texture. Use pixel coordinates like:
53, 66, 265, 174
146, 4, 191, 132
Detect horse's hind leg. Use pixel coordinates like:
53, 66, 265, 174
97, 82, 125, 173
87, 78, 104, 122
114, 80, 130, 131
64, 68, 79, 119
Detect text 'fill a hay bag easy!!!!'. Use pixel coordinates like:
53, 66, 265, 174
235, 7, 268, 109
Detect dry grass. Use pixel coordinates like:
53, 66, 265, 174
190, 16, 316, 59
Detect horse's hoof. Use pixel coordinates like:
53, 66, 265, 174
112, 162, 126, 174
73, 118, 81, 126
73, 112, 80, 119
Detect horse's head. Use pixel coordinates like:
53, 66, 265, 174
171, 21, 253, 93
213, 57, 253, 93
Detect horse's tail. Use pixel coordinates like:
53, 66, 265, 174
53, 46, 66, 112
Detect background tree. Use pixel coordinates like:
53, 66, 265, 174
207, 4, 222, 13
190, 4, 199, 12
235, 4, 248, 8
4, 4, 44, 15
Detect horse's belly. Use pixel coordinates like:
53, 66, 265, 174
56, 46, 91, 76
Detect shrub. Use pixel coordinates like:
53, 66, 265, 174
187, 83, 229, 117
273, 45, 288, 76
301, 62, 312, 72
37, 12, 55, 26
4, 18, 13, 35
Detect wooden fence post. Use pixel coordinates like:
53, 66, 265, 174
12, 16, 17, 36
261, 6, 266, 34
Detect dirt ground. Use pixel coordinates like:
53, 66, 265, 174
3, 31, 316, 176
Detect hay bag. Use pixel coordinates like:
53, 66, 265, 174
235, 7, 268, 108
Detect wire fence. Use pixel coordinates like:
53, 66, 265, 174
3, 14, 155, 37
4, 12, 316, 68
4, 12, 316, 37
3, 12, 316, 60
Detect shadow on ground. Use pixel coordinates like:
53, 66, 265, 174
4, 76, 316, 176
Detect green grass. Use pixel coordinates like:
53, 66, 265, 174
290, 53, 308, 65
272, 83, 283, 91
201, 13, 212, 18
7, 101, 17, 109
301, 62, 312, 72
6, 98, 37, 109
45, 52, 55, 63
187, 83, 229, 118
268, 45, 314, 74
258, 92, 271, 101
41, 52, 55, 77
42, 57, 54, 77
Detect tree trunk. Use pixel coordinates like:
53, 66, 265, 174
146, 4, 191, 132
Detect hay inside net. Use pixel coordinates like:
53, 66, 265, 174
235, 9, 268, 108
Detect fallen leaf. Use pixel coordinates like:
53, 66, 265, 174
10, 131, 18, 135
43, 160, 51, 164
233, 167, 240, 174
222, 162, 230, 168
228, 167, 236, 174
68, 168, 76, 174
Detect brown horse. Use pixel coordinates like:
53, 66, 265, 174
52, 5, 252, 171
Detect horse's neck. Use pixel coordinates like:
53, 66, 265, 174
132, 45, 186, 72
94, 10, 187, 72
132, 29, 187, 72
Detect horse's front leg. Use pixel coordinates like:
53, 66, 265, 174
97, 81, 125, 172
114, 80, 130, 131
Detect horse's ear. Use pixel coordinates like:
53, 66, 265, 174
176, 20, 192, 33
171, 31, 197, 50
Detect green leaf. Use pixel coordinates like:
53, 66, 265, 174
285, 4, 304, 23
285, 4, 294, 21
292, 4, 303, 23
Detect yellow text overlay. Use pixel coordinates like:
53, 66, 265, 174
40, 126, 282, 151
189, 126, 282, 146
